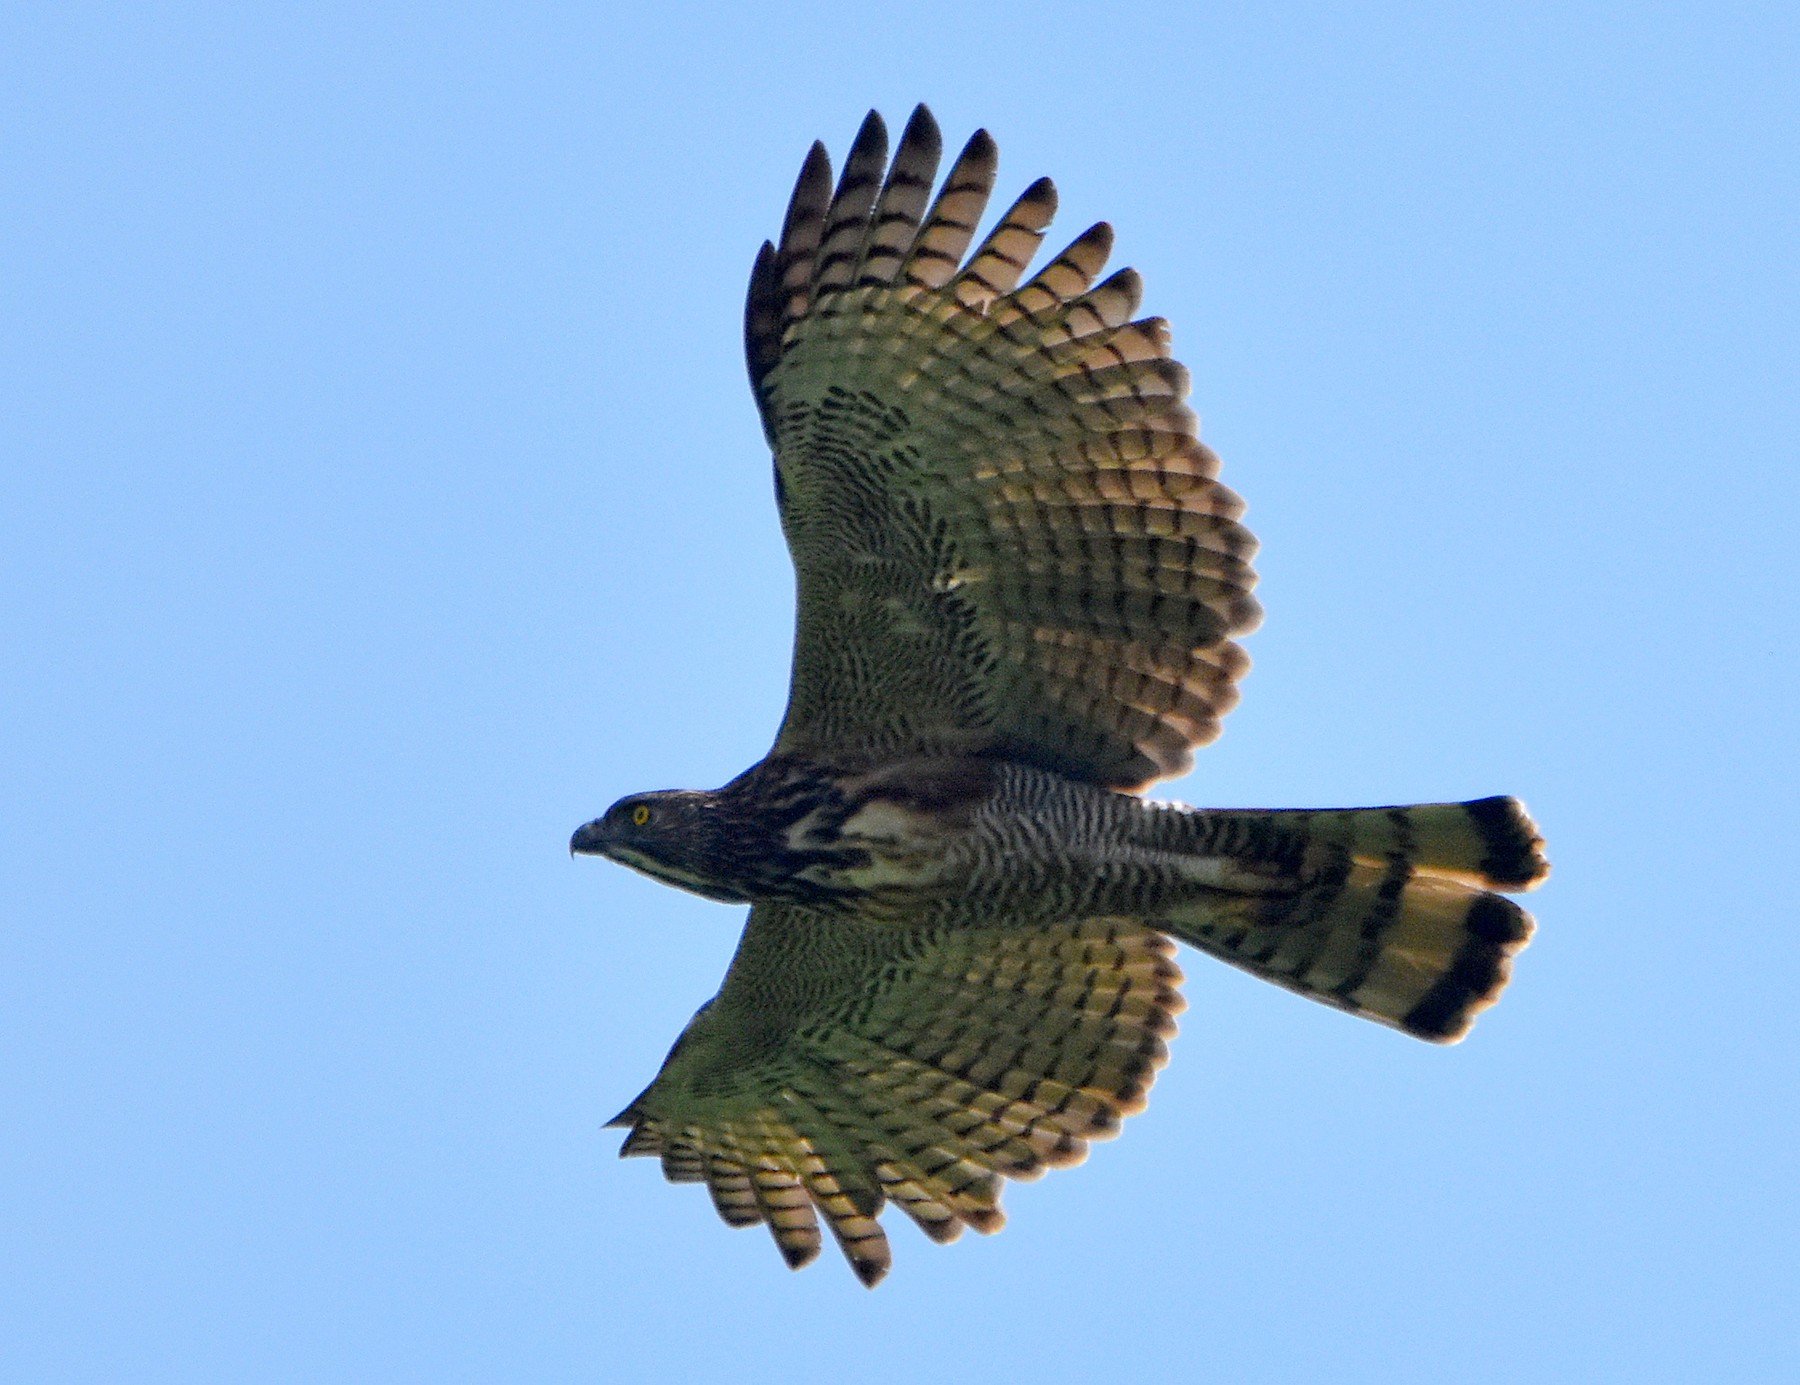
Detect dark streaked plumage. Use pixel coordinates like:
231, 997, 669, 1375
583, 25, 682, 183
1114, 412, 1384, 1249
572, 106, 1549, 1287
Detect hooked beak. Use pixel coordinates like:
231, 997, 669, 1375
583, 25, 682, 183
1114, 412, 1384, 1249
569, 819, 610, 857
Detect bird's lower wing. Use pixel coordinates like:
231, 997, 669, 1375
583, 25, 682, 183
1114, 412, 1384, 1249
607, 902, 1184, 1286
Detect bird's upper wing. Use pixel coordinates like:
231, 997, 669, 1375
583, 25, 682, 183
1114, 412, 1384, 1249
746, 107, 1261, 791
606, 901, 1184, 1286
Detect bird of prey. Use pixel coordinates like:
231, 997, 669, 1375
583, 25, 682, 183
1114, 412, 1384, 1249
571, 105, 1549, 1287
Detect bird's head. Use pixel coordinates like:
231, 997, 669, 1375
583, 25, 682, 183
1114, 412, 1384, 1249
569, 790, 751, 904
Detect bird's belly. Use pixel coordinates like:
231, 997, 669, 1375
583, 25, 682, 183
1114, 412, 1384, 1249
777, 764, 1298, 918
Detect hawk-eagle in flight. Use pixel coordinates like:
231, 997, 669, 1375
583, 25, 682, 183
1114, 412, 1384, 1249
571, 107, 1549, 1286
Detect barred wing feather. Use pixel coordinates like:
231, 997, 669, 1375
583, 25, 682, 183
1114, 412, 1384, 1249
607, 904, 1185, 1286
748, 106, 1261, 791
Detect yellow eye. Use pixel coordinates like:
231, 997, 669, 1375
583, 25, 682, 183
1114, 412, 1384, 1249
631, 804, 651, 827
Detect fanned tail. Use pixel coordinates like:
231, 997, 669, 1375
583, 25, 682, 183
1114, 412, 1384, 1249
1161, 797, 1548, 1042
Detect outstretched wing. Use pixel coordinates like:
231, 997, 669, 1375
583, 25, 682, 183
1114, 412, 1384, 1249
745, 106, 1261, 792
607, 903, 1185, 1286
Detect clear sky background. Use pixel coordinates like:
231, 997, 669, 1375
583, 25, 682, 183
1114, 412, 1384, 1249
5, 3, 1797, 1381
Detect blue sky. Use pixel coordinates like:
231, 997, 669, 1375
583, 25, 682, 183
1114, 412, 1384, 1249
5, 2, 1797, 1381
